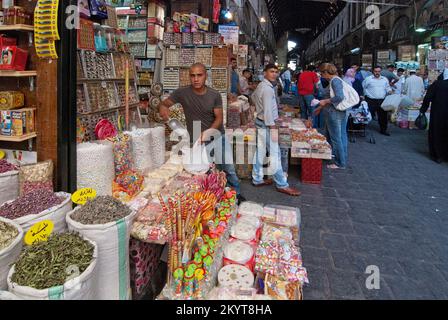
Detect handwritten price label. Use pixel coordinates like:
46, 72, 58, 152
24, 220, 54, 245
71, 188, 97, 205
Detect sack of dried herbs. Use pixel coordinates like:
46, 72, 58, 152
0, 217, 23, 290
7, 232, 98, 300
66, 196, 137, 300
0, 191, 72, 234
0, 160, 19, 206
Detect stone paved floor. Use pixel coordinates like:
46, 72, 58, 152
240, 122, 448, 300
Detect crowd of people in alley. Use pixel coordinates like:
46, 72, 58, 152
227, 60, 447, 175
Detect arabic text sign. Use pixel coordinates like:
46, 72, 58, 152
71, 187, 97, 205
24, 220, 54, 245
218, 25, 239, 46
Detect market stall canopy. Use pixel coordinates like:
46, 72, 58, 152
266, 0, 346, 40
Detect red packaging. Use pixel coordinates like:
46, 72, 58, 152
223, 255, 256, 273
0, 46, 28, 71
301, 158, 322, 184
0, 35, 17, 47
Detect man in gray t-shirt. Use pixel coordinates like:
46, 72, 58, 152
158, 63, 243, 201
168, 84, 224, 138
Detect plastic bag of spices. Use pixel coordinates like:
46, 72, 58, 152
18, 160, 54, 196
0, 217, 23, 290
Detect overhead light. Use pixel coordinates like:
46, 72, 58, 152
350, 47, 361, 54
224, 10, 233, 20
415, 28, 427, 33
260, 17, 266, 23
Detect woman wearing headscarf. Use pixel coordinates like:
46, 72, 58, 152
419, 69, 448, 163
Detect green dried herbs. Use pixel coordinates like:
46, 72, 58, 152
0, 220, 19, 251
11, 233, 94, 290
71, 196, 132, 225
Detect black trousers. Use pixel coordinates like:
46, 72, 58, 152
366, 97, 388, 133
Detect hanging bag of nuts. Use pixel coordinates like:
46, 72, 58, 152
18, 160, 54, 196
0, 217, 23, 290
66, 196, 137, 300
7, 233, 98, 300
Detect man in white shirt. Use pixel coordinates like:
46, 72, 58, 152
403, 70, 426, 101
393, 68, 406, 94
251, 64, 300, 196
363, 66, 393, 136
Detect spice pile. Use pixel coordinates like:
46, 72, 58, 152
11, 233, 94, 290
71, 196, 132, 225
0, 220, 19, 251
0, 160, 18, 174
0, 189, 65, 220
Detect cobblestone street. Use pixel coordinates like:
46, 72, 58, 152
241, 122, 448, 299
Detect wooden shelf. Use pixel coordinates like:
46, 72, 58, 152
0, 24, 34, 32
77, 78, 136, 83
0, 70, 37, 77
0, 132, 37, 142
77, 102, 140, 116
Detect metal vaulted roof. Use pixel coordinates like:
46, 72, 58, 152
266, 0, 346, 39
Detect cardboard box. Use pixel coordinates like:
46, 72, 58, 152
0, 91, 24, 110
0, 46, 28, 71
0, 108, 34, 136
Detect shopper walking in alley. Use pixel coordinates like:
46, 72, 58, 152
298, 65, 319, 120
393, 68, 406, 95
281, 67, 292, 94
251, 63, 301, 196
158, 63, 245, 202
381, 64, 400, 86
314, 63, 350, 169
363, 66, 393, 136
230, 58, 240, 95
403, 70, 426, 101
419, 69, 448, 163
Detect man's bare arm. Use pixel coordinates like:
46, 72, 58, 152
158, 97, 175, 121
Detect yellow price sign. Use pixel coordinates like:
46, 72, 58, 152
24, 220, 54, 245
0, 150, 5, 159
71, 188, 97, 205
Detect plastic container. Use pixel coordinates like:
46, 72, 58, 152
301, 158, 322, 184
104, 26, 116, 52
93, 23, 107, 52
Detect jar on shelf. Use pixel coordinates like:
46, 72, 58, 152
115, 29, 125, 52
93, 23, 107, 52
104, 26, 116, 52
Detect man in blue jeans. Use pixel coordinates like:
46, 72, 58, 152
251, 64, 301, 196
159, 63, 245, 202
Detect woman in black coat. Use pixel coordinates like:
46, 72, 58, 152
420, 72, 448, 163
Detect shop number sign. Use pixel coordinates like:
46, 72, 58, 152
24, 220, 54, 245
71, 188, 97, 205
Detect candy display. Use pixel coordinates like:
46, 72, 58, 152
230, 222, 258, 242
180, 47, 195, 66
71, 195, 132, 225
0, 189, 65, 220
239, 201, 264, 217
162, 69, 180, 90
10, 232, 95, 290
223, 240, 254, 265
0, 219, 19, 251
194, 47, 212, 67
131, 201, 169, 244
107, 133, 135, 176
218, 264, 254, 289
126, 128, 153, 172
165, 47, 180, 67
211, 68, 228, 91
18, 160, 53, 196
113, 170, 144, 202
212, 46, 228, 67
149, 126, 166, 168
77, 142, 115, 196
